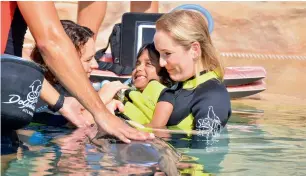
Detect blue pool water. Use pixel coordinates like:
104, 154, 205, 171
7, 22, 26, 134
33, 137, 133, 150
1, 95, 306, 176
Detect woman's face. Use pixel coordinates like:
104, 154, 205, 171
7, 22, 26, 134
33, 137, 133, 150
80, 38, 98, 77
154, 30, 195, 82
132, 49, 161, 91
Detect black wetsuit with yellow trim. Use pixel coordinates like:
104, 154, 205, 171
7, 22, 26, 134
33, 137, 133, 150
122, 70, 231, 131
158, 70, 231, 131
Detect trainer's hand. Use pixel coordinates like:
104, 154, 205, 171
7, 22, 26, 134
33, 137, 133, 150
98, 81, 129, 104
94, 111, 155, 143
59, 97, 94, 127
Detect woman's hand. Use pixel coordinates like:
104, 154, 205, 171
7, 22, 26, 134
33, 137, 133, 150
60, 97, 125, 128
98, 81, 129, 104
59, 97, 95, 127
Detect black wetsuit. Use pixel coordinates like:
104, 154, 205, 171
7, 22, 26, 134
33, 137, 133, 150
158, 71, 232, 131
1, 4, 65, 129
1, 4, 30, 155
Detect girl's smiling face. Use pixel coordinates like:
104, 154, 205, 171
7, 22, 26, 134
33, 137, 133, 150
132, 49, 161, 91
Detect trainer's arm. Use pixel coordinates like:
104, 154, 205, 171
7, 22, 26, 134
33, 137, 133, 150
17, 2, 108, 119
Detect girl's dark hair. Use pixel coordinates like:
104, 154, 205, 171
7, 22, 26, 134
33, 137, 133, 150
31, 20, 94, 85
137, 43, 173, 87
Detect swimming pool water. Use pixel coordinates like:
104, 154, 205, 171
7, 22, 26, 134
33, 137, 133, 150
1, 94, 306, 176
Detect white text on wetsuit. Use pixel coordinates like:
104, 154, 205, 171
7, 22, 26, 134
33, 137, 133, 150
2, 80, 42, 116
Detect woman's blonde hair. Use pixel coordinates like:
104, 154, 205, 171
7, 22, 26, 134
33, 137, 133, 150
155, 10, 224, 80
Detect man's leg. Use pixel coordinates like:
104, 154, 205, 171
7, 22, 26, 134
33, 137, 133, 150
130, 1, 159, 13
77, 1, 107, 41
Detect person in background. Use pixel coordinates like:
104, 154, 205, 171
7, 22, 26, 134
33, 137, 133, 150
77, 1, 159, 40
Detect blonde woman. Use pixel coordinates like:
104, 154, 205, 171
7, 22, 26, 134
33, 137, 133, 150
152, 10, 231, 132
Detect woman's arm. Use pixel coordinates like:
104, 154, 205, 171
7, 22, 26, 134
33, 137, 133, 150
145, 101, 173, 128
39, 78, 60, 109
38, 79, 95, 127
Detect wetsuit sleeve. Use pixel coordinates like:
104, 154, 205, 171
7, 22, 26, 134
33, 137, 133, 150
157, 88, 176, 106
191, 80, 231, 131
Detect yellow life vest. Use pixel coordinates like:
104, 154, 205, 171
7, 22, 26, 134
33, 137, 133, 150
123, 80, 166, 124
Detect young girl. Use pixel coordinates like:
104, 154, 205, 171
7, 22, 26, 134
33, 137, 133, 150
132, 43, 172, 91
101, 42, 175, 128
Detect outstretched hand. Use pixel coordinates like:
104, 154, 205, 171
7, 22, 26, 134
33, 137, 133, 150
59, 97, 94, 128
59, 97, 126, 128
